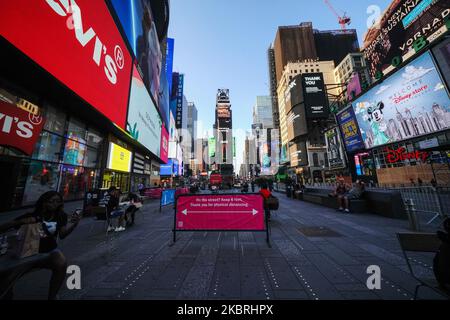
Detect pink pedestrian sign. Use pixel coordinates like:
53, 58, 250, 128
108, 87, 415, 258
175, 194, 266, 231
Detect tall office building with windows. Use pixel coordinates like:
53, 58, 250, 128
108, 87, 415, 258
213, 89, 233, 169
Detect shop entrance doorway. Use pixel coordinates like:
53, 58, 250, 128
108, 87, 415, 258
0, 159, 17, 211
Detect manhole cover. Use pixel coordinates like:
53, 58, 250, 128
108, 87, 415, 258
298, 226, 342, 237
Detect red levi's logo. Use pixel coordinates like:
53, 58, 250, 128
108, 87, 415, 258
0, 0, 132, 129
0, 101, 45, 155
385, 147, 430, 164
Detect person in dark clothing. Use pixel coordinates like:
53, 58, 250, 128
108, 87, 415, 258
125, 193, 141, 227
105, 187, 126, 232
434, 218, 450, 292
0, 191, 81, 300
251, 180, 255, 192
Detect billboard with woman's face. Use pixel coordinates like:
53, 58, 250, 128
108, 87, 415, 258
110, 0, 162, 107
352, 51, 450, 150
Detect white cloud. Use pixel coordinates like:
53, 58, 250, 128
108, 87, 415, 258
355, 101, 369, 115
402, 65, 434, 82
434, 82, 445, 91
376, 85, 390, 95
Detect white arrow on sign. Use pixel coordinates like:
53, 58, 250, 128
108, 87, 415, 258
181, 209, 258, 216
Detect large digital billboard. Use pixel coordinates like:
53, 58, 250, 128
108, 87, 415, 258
127, 65, 162, 157
363, 0, 449, 78
0, 0, 133, 129
158, 68, 170, 127
160, 159, 174, 176
287, 105, 308, 141
109, 0, 162, 107
160, 124, 169, 164
352, 51, 450, 149
336, 107, 365, 153
302, 73, 329, 119
208, 137, 216, 157
432, 37, 450, 89
165, 38, 175, 93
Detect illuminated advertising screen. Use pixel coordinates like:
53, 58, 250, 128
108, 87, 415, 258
208, 137, 216, 157
287, 105, 308, 141
289, 141, 308, 167
107, 142, 132, 172
168, 141, 177, 159
325, 127, 346, 169
160, 159, 174, 176
352, 51, 450, 150
432, 38, 450, 89
109, 0, 162, 106
337, 107, 365, 153
0, 0, 132, 129
165, 38, 175, 93
158, 69, 170, 127
347, 73, 362, 101
302, 73, 329, 119
363, 0, 449, 77
175, 74, 184, 129
127, 64, 162, 157
160, 124, 169, 164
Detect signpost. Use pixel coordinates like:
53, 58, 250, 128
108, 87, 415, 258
173, 194, 270, 247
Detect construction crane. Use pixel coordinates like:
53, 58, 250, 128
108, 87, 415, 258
324, 0, 351, 30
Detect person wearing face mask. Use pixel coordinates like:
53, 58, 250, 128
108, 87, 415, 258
0, 191, 81, 300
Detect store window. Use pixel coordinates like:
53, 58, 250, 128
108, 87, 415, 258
44, 104, 66, 135
59, 166, 98, 200
67, 118, 87, 142
32, 131, 63, 163
22, 161, 60, 205
84, 146, 100, 168
86, 129, 104, 148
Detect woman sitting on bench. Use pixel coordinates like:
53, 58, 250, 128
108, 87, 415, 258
337, 180, 365, 213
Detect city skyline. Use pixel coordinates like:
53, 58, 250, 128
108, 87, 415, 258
168, 0, 392, 169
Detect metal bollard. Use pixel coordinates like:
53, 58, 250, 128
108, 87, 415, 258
404, 198, 420, 232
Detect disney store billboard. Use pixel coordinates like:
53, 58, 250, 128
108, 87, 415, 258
352, 51, 450, 150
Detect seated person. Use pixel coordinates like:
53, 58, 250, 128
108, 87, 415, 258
330, 180, 347, 198
125, 192, 142, 227
337, 180, 365, 213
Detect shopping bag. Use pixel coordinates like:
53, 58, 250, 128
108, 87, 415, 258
13, 223, 41, 259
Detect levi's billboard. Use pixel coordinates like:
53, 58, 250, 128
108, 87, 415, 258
0, 101, 45, 155
175, 194, 266, 231
0, 0, 132, 129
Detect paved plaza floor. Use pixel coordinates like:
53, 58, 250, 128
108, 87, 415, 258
9, 192, 447, 300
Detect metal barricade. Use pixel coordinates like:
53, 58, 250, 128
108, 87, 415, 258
395, 186, 449, 229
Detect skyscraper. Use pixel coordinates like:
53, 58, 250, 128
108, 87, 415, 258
213, 89, 233, 168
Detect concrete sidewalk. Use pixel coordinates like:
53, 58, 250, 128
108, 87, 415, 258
9, 195, 447, 300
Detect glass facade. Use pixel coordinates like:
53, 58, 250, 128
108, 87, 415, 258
0, 87, 105, 208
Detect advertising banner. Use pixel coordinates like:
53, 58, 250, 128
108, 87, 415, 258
160, 159, 174, 176
302, 73, 329, 119
352, 51, 450, 149
175, 74, 184, 129
336, 107, 365, 153
175, 194, 266, 231
208, 137, 216, 157
289, 141, 308, 167
158, 69, 170, 127
0, 0, 132, 129
161, 189, 176, 207
63, 136, 87, 166
287, 104, 308, 141
0, 101, 45, 155
325, 127, 346, 169
165, 38, 175, 93
432, 37, 450, 88
347, 73, 362, 101
160, 124, 169, 164
363, 0, 450, 77
127, 65, 162, 156
110, 0, 162, 107
107, 142, 132, 172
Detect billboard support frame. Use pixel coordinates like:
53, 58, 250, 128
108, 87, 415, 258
172, 193, 271, 248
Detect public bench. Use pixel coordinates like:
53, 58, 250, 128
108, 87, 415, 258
299, 187, 406, 218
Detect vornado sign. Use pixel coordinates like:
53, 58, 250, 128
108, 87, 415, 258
0, 0, 133, 129
45, 0, 125, 85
